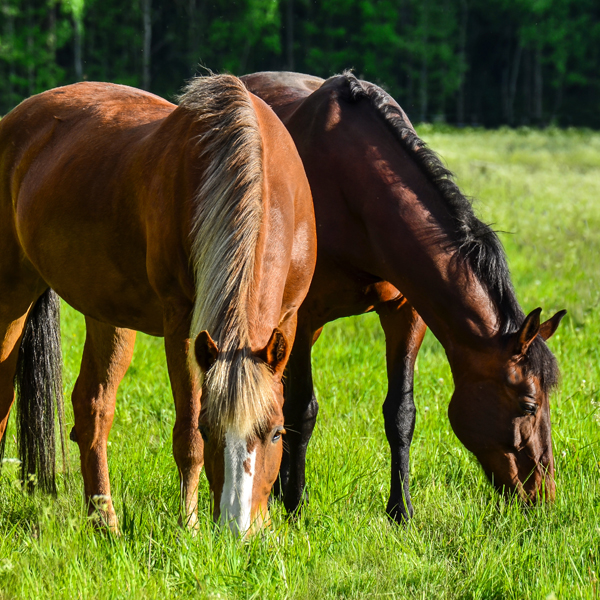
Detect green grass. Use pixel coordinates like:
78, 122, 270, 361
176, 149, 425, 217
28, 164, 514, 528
1, 128, 600, 599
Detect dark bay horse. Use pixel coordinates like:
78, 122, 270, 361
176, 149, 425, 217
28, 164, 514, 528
0, 75, 316, 536
241, 71, 566, 523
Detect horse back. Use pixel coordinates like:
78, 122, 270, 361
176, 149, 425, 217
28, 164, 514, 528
241, 72, 325, 121
0, 82, 176, 216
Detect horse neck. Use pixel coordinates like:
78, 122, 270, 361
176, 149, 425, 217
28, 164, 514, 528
334, 115, 506, 366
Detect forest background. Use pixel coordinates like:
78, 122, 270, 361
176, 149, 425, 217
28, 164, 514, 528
1, 0, 599, 127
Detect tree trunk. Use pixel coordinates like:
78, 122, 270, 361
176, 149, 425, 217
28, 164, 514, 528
3, 0, 15, 105
27, 2, 34, 95
523, 48, 531, 123
419, 8, 428, 123
508, 42, 523, 125
456, 0, 469, 125
188, 0, 207, 71
286, 0, 294, 71
48, 3, 57, 87
239, 38, 252, 74
501, 66, 508, 123
533, 44, 543, 124
188, 0, 197, 71
142, 0, 152, 90
74, 15, 83, 80
48, 6, 56, 59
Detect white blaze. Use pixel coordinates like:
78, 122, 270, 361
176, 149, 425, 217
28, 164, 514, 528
220, 430, 256, 535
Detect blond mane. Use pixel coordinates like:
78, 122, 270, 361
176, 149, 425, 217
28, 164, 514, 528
179, 74, 273, 438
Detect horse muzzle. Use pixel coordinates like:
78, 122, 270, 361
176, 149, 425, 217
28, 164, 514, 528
489, 450, 556, 503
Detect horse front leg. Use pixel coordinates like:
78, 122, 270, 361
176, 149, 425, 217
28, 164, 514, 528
377, 300, 427, 524
279, 320, 320, 516
71, 317, 136, 532
163, 315, 203, 530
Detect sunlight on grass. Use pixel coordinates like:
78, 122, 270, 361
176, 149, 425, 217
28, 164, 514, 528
1, 128, 599, 598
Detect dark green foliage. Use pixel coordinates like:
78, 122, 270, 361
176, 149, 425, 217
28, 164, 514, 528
1, 0, 599, 126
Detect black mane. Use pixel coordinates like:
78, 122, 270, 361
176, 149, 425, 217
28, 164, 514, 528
335, 72, 559, 391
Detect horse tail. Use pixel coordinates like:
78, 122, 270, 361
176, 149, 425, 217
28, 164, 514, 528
179, 74, 273, 439
14, 288, 65, 494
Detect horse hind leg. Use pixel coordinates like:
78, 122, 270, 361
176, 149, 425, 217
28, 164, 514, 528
71, 316, 136, 533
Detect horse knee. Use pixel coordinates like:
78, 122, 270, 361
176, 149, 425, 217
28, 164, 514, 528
172, 424, 203, 472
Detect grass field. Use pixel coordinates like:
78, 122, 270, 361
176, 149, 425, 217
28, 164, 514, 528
1, 127, 599, 599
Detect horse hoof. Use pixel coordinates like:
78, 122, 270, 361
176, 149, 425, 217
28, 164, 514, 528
89, 511, 120, 535
284, 488, 309, 518
88, 495, 120, 534
386, 501, 412, 526
177, 513, 200, 536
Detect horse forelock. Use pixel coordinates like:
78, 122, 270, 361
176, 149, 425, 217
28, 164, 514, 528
181, 74, 273, 439
527, 336, 560, 395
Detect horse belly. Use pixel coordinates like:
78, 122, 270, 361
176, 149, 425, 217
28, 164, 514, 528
53, 268, 165, 337
26, 236, 164, 335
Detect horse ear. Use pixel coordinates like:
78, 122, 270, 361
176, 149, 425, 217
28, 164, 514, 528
514, 307, 542, 356
195, 330, 219, 372
538, 309, 567, 341
257, 328, 288, 373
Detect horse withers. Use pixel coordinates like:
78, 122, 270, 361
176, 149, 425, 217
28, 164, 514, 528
0, 75, 316, 536
242, 71, 566, 521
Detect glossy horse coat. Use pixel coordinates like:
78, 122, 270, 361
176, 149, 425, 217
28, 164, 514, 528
0, 75, 316, 535
242, 71, 565, 522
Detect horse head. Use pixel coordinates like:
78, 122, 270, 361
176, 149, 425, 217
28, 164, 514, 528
448, 308, 566, 502
195, 328, 288, 537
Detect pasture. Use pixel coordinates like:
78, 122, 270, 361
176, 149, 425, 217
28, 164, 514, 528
1, 127, 599, 599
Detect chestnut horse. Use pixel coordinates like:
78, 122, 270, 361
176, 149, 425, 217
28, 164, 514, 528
242, 71, 566, 523
0, 75, 316, 536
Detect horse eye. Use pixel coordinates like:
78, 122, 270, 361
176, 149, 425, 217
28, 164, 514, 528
520, 400, 538, 416
272, 428, 285, 444
199, 425, 209, 442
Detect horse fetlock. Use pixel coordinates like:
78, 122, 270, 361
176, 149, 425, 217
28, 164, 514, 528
386, 497, 413, 526
88, 494, 119, 534
283, 484, 308, 517
178, 509, 200, 533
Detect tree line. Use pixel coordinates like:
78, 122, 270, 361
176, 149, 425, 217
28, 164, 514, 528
1, 0, 599, 127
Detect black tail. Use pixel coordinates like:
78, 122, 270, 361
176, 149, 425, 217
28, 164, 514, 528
0, 422, 6, 467
14, 289, 65, 494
